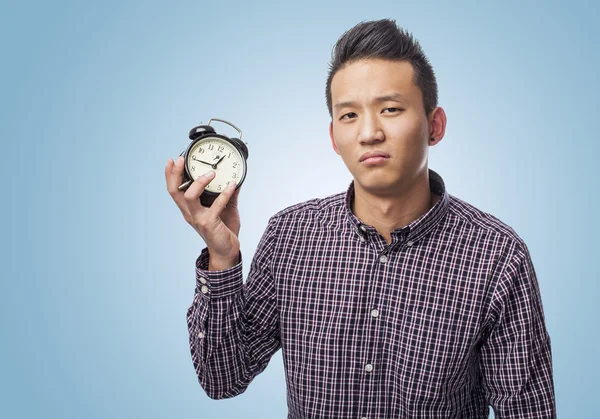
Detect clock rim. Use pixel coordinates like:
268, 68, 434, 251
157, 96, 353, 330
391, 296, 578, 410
183, 133, 248, 196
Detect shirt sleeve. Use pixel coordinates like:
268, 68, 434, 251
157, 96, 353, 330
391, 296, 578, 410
480, 241, 556, 418
185, 216, 281, 399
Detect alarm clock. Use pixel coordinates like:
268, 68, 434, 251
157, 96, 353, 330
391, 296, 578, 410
177, 118, 248, 206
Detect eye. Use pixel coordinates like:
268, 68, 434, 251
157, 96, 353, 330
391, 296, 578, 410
340, 112, 357, 120
382, 107, 402, 113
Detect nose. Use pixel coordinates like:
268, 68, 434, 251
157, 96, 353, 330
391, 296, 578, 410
358, 113, 385, 144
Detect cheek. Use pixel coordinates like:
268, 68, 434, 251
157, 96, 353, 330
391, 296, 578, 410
389, 114, 428, 149
391, 112, 422, 135
332, 125, 353, 152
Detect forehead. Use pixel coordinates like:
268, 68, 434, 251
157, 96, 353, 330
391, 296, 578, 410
331, 58, 420, 104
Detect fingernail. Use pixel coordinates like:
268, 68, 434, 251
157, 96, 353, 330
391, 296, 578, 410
228, 181, 236, 189
204, 171, 215, 178
176, 156, 184, 165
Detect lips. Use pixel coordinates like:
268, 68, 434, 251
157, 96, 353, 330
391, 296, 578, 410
359, 151, 390, 162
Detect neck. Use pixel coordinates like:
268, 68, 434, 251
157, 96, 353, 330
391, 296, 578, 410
352, 170, 439, 244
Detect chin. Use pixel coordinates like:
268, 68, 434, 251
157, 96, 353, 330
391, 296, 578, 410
355, 176, 398, 195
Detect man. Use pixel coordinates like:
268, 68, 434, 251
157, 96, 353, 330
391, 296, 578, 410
165, 19, 556, 418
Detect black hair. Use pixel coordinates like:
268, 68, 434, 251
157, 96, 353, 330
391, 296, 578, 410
325, 19, 438, 118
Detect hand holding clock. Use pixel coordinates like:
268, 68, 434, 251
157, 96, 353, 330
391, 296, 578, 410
165, 156, 241, 270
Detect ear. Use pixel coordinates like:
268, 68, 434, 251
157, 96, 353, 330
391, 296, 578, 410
329, 122, 340, 155
428, 106, 447, 145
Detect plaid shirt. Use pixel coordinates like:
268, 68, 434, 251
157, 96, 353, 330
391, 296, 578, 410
187, 169, 556, 418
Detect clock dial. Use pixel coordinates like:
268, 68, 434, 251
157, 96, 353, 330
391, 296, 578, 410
187, 136, 245, 194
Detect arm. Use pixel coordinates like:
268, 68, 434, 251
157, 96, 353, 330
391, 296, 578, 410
186, 216, 281, 399
165, 157, 280, 398
480, 242, 556, 418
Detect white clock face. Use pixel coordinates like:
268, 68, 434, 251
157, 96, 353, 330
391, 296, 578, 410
186, 136, 245, 193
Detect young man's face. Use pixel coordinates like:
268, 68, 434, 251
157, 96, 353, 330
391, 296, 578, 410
329, 58, 432, 196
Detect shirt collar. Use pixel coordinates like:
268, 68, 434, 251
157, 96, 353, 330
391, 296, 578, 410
344, 168, 450, 244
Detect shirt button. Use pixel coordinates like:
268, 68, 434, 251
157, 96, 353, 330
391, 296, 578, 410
359, 235, 366, 242
407, 240, 413, 247
198, 331, 205, 338
365, 364, 374, 373
201, 285, 209, 294
199, 276, 207, 284
359, 225, 367, 232
370, 309, 379, 318
379, 254, 388, 264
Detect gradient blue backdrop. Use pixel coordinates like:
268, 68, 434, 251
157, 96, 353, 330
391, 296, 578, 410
2, 1, 598, 418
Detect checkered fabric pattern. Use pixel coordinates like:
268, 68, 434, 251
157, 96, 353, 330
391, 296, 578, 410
186, 169, 556, 418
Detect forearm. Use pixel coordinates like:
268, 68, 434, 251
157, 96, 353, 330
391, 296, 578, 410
186, 245, 281, 399
187, 283, 249, 399
485, 332, 556, 418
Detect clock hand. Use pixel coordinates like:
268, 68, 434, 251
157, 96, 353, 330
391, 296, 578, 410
193, 157, 215, 166
214, 155, 226, 167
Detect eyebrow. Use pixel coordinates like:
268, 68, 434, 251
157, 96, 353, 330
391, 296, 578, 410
333, 92, 408, 111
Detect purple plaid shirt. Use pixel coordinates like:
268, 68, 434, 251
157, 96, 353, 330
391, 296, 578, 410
186, 169, 556, 418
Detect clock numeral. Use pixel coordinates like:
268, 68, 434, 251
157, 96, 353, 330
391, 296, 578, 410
232, 173, 237, 179
218, 184, 222, 191
232, 162, 238, 168
191, 165, 195, 171
228, 153, 231, 158
198, 148, 204, 154
208, 144, 214, 151
218, 146, 224, 152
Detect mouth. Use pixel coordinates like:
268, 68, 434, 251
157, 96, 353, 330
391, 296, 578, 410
359, 151, 390, 164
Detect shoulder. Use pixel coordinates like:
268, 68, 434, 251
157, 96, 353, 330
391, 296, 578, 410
445, 194, 540, 314
446, 194, 529, 254
269, 191, 347, 225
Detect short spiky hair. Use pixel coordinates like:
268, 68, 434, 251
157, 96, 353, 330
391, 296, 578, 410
325, 19, 438, 118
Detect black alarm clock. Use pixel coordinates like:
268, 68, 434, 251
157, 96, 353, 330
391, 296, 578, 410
177, 118, 248, 206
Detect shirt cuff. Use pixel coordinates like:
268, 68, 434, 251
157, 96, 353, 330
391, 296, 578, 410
195, 248, 243, 299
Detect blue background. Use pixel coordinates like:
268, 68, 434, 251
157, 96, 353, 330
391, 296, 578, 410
2, 1, 598, 417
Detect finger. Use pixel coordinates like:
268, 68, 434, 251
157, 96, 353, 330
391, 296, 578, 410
184, 170, 216, 211
226, 186, 241, 209
207, 180, 237, 217
166, 156, 185, 194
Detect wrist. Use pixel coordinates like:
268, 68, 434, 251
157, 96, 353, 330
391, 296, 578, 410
208, 250, 240, 271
